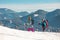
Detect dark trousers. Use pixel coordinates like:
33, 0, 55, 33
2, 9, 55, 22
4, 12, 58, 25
42, 26, 45, 31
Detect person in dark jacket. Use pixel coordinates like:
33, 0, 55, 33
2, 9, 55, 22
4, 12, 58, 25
39, 19, 46, 31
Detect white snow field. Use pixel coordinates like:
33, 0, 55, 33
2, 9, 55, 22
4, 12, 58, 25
0, 26, 60, 40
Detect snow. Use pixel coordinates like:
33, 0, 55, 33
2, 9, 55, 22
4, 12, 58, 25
0, 26, 60, 40
34, 14, 39, 17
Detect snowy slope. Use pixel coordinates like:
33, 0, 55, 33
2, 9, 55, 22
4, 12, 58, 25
0, 26, 60, 40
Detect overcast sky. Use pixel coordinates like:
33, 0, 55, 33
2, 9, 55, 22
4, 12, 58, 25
0, 0, 60, 12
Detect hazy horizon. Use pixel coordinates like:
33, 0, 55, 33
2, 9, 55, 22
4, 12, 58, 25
0, 0, 60, 12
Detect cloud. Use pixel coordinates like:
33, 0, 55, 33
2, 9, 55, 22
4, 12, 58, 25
0, 3, 60, 12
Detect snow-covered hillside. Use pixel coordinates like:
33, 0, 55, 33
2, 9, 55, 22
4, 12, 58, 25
0, 26, 60, 40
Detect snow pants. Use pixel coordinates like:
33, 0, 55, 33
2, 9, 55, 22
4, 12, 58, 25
27, 28, 34, 32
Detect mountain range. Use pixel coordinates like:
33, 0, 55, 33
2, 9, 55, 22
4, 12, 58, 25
0, 8, 60, 32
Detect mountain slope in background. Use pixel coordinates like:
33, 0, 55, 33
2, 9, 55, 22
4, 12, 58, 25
0, 8, 16, 13
17, 11, 29, 16
0, 8, 60, 32
46, 9, 60, 32
0, 8, 25, 29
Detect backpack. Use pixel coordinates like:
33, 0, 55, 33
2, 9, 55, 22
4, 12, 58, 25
46, 20, 48, 28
